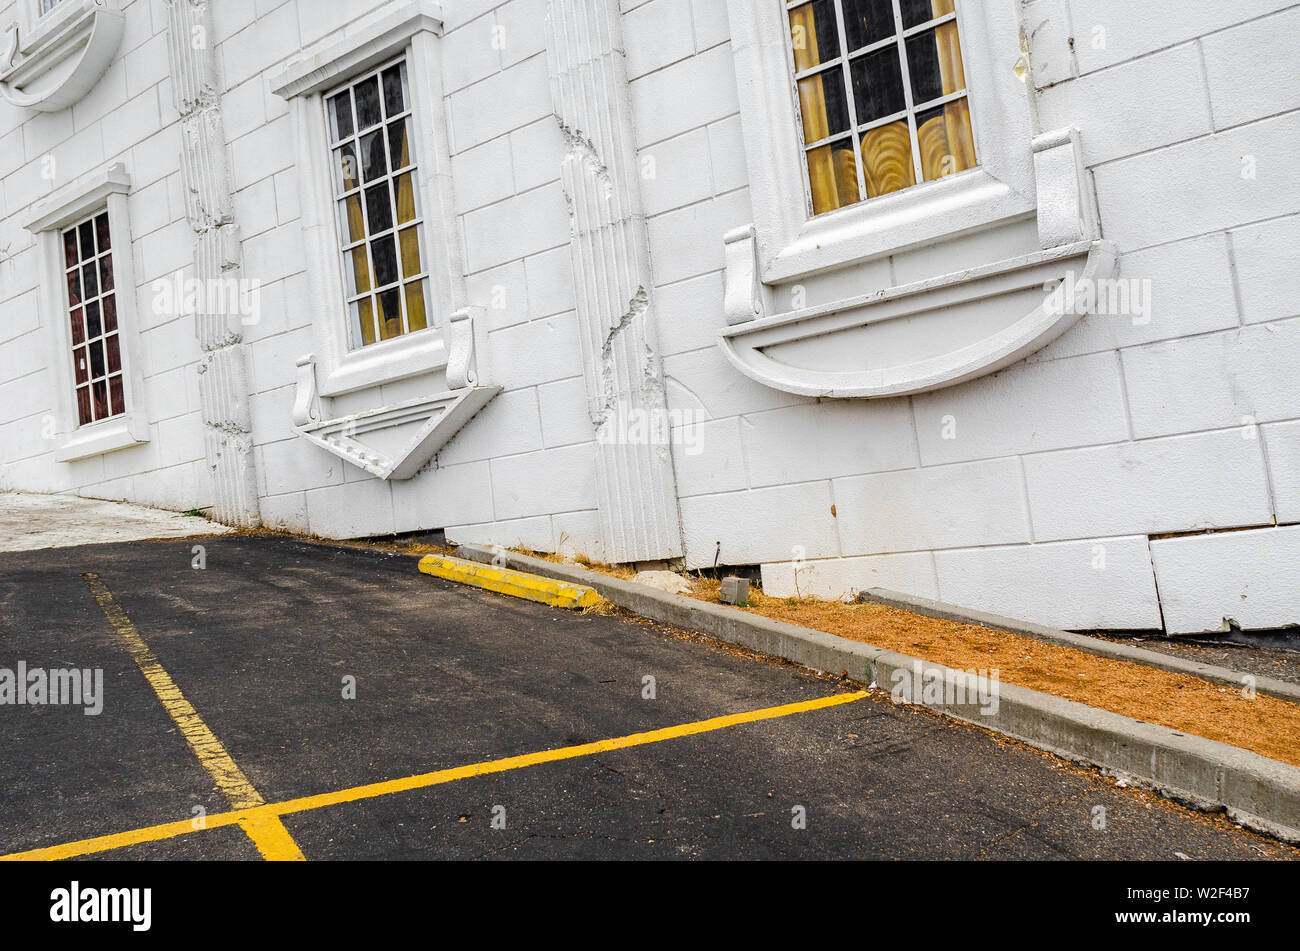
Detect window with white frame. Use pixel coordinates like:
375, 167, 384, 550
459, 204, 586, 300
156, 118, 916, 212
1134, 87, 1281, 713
786, 0, 976, 216
23, 163, 150, 462
39, 0, 65, 15
61, 211, 125, 425
271, 2, 464, 398
726, 0, 1033, 281
325, 58, 431, 349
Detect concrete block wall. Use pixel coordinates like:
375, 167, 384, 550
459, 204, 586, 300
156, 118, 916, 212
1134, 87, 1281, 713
0, 0, 211, 512
1, 0, 1296, 635
621, 0, 1300, 633
217, 0, 601, 557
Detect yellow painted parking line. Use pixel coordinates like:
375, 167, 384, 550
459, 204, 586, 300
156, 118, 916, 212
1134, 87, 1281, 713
81, 573, 305, 862
1, 689, 868, 861
418, 554, 602, 609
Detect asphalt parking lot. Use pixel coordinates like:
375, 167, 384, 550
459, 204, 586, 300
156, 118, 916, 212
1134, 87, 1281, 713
0, 534, 1293, 861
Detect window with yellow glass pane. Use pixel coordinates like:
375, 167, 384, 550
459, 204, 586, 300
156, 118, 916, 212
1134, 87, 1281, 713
785, 0, 977, 216
325, 59, 431, 349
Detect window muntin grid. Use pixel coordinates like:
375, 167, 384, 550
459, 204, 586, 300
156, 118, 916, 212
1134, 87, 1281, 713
39, 0, 63, 16
325, 59, 431, 350
786, 0, 978, 216
61, 211, 123, 427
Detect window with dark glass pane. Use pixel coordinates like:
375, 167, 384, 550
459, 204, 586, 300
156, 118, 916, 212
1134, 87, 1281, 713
787, 0, 977, 215
324, 59, 430, 348
61, 211, 123, 426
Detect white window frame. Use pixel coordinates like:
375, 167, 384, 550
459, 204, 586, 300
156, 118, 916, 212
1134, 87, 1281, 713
23, 163, 151, 462
271, 0, 465, 398
728, 0, 1036, 284
15, 0, 82, 55
322, 56, 433, 351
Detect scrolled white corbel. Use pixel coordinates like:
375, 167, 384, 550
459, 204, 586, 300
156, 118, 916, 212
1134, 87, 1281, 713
2, 24, 18, 71
723, 224, 765, 325
1032, 127, 1099, 248
446, 307, 479, 390
291, 354, 320, 427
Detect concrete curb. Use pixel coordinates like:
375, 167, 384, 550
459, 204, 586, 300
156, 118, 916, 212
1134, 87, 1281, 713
456, 544, 1300, 844
858, 588, 1300, 705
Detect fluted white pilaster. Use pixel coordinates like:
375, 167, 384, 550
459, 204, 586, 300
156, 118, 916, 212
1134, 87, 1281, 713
165, 0, 259, 527
547, 0, 683, 562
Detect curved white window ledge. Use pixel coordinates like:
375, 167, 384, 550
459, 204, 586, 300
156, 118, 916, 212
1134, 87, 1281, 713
720, 238, 1117, 399
720, 127, 1117, 399
0, 0, 125, 112
295, 383, 501, 480
292, 308, 500, 480
54, 413, 149, 463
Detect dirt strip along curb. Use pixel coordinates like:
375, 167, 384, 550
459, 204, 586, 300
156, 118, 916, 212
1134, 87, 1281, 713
456, 544, 1300, 844
859, 588, 1300, 705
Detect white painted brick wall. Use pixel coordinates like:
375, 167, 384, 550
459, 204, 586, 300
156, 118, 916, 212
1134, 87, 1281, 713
741, 400, 917, 487
834, 458, 1032, 556
392, 460, 495, 529
680, 481, 838, 568
1027, 234, 1240, 361
1065, 0, 1289, 74
1023, 430, 1273, 541
305, 478, 395, 539
934, 536, 1163, 630
761, 551, 938, 602
438, 387, 544, 466
1121, 318, 1300, 438
1, 0, 1296, 635
1092, 112, 1300, 250
912, 351, 1129, 465
671, 417, 747, 497
1200, 5, 1300, 129
1151, 525, 1300, 634
654, 271, 725, 358
446, 514, 557, 553
1231, 214, 1300, 325
1036, 42, 1212, 166
1262, 419, 1300, 524
490, 442, 597, 521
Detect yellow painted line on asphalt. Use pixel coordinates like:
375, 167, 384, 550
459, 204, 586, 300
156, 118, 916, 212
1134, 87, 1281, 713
418, 554, 603, 609
80, 573, 305, 862
1, 689, 868, 861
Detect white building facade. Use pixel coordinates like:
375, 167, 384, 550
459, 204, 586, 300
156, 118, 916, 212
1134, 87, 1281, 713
1, 0, 1297, 635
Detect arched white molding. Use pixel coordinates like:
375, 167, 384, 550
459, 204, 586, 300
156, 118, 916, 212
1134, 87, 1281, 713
720, 128, 1118, 399
720, 238, 1117, 399
0, 1, 124, 112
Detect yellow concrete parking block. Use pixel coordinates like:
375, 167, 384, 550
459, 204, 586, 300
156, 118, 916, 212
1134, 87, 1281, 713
418, 554, 602, 609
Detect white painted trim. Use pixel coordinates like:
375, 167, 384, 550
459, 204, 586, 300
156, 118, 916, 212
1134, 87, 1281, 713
13, 0, 87, 54
726, 0, 1035, 282
548, 0, 684, 562
25, 164, 152, 461
719, 239, 1117, 398
22, 162, 130, 232
292, 349, 500, 481
268, 0, 443, 99
718, 126, 1116, 398
275, 5, 467, 399
0, 0, 124, 112
54, 412, 148, 462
